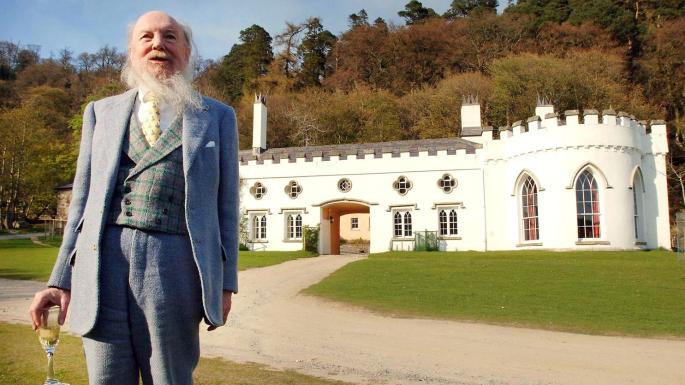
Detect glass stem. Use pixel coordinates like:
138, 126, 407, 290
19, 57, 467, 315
46, 352, 55, 381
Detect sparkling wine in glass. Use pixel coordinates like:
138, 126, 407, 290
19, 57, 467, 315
38, 306, 69, 385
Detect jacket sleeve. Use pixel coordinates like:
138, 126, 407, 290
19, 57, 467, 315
47, 102, 95, 290
217, 105, 239, 293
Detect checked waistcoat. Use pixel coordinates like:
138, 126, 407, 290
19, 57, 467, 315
107, 112, 188, 234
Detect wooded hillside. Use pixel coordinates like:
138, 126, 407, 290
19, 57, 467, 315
1, 0, 684, 230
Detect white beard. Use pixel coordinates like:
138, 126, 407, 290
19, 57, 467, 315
121, 59, 203, 113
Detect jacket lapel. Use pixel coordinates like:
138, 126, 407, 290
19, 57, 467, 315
182, 98, 210, 176
94, 89, 137, 196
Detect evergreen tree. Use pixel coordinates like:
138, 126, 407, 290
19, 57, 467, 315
213, 24, 273, 103
504, 0, 572, 26
444, 0, 499, 18
348, 9, 370, 29
296, 18, 337, 88
398, 0, 439, 25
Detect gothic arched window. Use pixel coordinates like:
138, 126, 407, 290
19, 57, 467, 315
520, 175, 539, 241
576, 170, 600, 239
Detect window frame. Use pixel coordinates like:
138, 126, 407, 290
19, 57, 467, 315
575, 169, 602, 240
437, 173, 457, 194
249, 212, 268, 242
519, 175, 540, 242
434, 203, 462, 240
392, 209, 413, 239
632, 170, 645, 242
250, 181, 267, 200
393, 175, 413, 196
284, 211, 303, 241
284, 180, 303, 199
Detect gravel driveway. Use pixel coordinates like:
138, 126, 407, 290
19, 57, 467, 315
2, 255, 684, 385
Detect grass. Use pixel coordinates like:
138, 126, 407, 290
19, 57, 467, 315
0, 322, 349, 385
238, 250, 317, 270
0, 239, 317, 281
0, 239, 59, 281
305, 250, 685, 338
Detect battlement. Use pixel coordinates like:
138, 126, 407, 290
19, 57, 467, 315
239, 137, 481, 167
496, 109, 662, 136
481, 106, 668, 157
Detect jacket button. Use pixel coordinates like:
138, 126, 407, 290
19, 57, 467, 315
162, 208, 169, 214
155, 219, 162, 225
124, 199, 131, 205
125, 211, 133, 217
91, 244, 97, 251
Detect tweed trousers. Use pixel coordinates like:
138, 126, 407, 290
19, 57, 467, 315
82, 225, 203, 385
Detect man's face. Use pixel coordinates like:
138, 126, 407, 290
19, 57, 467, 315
129, 12, 190, 79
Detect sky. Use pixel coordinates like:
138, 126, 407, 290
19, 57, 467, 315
1, 0, 506, 62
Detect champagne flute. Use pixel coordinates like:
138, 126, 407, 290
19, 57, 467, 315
38, 306, 69, 385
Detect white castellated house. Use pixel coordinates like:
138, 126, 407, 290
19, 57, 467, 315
238, 95, 670, 254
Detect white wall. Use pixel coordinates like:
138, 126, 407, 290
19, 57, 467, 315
240, 149, 486, 253
239, 108, 670, 253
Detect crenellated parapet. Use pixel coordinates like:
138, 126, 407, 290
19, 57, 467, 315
481, 105, 668, 162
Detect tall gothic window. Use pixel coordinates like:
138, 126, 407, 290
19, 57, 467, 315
632, 171, 644, 240
439, 209, 458, 236
576, 170, 601, 239
286, 213, 302, 240
521, 175, 539, 241
394, 210, 413, 238
252, 214, 267, 240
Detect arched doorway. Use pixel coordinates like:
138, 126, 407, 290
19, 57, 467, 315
317, 199, 372, 255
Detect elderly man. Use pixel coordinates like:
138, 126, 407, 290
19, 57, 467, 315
28, 11, 238, 385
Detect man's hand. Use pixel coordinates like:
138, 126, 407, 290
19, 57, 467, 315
28, 288, 70, 330
207, 290, 233, 331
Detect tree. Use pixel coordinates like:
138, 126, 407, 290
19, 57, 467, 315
505, 0, 572, 26
348, 9, 370, 29
401, 72, 494, 138
57, 48, 75, 72
92, 45, 126, 79
444, 0, 499, 18
296, 18, 337, 88
398, 0, 439, 25
489, 50, 656, 127
324, 21, 393, 91
275, 22, 305, 78
0, 103, 67, 227
212, 24, 273, 103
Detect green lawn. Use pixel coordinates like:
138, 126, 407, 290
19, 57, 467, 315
0, 239, 58, 281
238, 250, 317, 270
0, 322, 348, 385
0, 239, 317, 281
305, 250, 685, 338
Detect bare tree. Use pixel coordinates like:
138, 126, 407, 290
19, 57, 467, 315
275, 22, 305, 78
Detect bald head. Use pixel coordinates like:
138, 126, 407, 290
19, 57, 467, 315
128, 11, 191, 79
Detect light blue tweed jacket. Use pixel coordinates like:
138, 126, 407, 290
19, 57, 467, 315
47, 89, 239, 335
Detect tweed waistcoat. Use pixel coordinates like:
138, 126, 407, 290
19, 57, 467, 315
107, 113, 188, 234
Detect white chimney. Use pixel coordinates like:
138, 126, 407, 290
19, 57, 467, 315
252, 94, 267, 156
461, 95, 481, 129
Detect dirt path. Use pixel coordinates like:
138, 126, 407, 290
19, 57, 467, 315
2, 255, 684, 385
